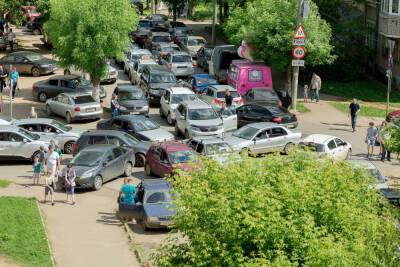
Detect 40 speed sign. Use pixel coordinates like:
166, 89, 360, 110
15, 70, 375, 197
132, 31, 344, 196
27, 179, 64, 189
292, 46, 306, 59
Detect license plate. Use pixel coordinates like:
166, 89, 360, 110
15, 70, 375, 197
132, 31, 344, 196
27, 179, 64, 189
177, 66, 187, 68
86, 108, 95, 112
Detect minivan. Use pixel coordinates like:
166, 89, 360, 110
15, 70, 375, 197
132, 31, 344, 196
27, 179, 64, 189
227, 61, 273, 96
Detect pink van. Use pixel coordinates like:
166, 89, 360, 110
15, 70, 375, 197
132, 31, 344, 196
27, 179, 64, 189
227, 61, 273, 96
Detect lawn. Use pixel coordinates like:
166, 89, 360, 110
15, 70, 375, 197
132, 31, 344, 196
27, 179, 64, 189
0, 180, 11, 188
330, 101, 394, 118
190, 3, 213, 21
296, 101, 310, 113
0, 197, 53, 267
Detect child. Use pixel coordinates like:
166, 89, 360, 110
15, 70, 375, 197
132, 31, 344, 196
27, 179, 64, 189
64, 164, 76, 205
32, 156, 41, 185
43, 172, 55, 206
303, 85, 309, 103
365, 122, 378, 159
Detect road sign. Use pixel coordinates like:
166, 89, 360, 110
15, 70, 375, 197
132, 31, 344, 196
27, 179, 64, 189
293, 39, 306, 46
294, 25, 306, 39
292, 46, 306, 59
292, 60, 305, 67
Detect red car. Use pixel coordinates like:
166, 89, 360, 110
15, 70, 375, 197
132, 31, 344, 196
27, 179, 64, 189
145, 142, 197, 177
387, 109, 400, 122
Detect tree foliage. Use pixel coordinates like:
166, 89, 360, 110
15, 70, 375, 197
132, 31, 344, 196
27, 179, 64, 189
383, 118, 400, 154
154, 152, 400, 266
45, 0, 137, 98
224, 0, 335, 72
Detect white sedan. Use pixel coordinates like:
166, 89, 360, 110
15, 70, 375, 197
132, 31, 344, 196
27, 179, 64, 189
300, 134, 352, 161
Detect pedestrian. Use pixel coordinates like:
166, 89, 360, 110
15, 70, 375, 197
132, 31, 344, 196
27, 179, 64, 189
37, 145, 46, 168
43, 145, 60, 180
348, 98, 360, 132
111, 93, 120, 118
0, 65, 7, 94
303, 84, 309, 103
9, 66, 19, 100
64, 164, 76, 205
225, 89, 232, 107
365, 122, 378, 158
118, 178, 129, 203
43, 171, 55, 206
32, 156, 41, 185
309, 73, 321, 103
50, 139, 62, 158
7, 28, 15, 52
378, 121, 387, 157
28, 106, 37, 119
119, 179, 136, 205
379, 122, 392, 162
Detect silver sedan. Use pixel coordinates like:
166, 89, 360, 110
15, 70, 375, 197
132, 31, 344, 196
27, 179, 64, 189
224, 122, 302, 155
46, 93, 103, 123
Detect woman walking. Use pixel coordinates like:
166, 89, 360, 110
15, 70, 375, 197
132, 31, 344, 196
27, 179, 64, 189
64, 164, 76, 205
9, 66, 19, 100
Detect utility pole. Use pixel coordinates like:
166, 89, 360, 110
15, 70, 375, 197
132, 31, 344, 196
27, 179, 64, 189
152, 0, 156, 14
211, 0, 217, 45
386, 39, 395, 116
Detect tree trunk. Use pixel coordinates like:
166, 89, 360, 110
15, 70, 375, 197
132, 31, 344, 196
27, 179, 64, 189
223, 1, 229, 20
218, 0, 223, 23
286, 66, 292, 93
91, 75, 101, 102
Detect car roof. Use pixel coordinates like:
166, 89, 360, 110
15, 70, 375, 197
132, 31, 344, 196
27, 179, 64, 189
302, 134, 336, 144
155, 141, 193, 152
171, 51, 191, 56
116, 84, 141, 92
115, 115, 148, 122
8, 51, 40, 56
48, 75, 80, 80
63, 92, 94, 98
80, 144, 118, 152
181, 100, 211, 109
82, 129, 126, 137
0, 125, 22, 131
138, 59, 157, 65
14, 118, 54, 124
208, 85, 236, 92
192, 74, 215, 79
244, 122, 281, 130
146, 65, 169, 73
168, 87, 194, 94
152, 32, 170, 36
159, 43, 179, 48
141, 179, 170, 190
188, 36, 206, 40
132, 49, 152, 55
232, 61, 270, 69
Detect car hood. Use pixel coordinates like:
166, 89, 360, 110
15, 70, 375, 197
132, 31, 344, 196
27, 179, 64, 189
33, 58, 57, 65
138, 129, 174, 141
119, 99, 148, 107
189, 118, 223, 127
143, 203, 176, 217
188, 45, 202, 53
150, 82, 175, 89
172, 162, 192, 172
223, 135, 248, 150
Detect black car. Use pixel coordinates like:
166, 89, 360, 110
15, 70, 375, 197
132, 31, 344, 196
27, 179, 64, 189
0, 51, 57, 77
243, 88, 281, 106
196, 45, 214, 71
236, 104, 298, 129
144, 32, 171, 51
113, 84, 149, 115
140, 65, 177, 105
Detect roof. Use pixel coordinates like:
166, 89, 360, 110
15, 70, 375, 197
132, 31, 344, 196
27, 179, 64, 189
244, 122, 280, 130
302, 134, 335, 144
63, 92, 94, 98
82, 130, 126, 137
187, 36, 206, 40
142, 179, 170, 190
156, 141, 193, 152
80, 144, 118, 152
13, 118, 54, 124
152, 32, 170, 36
9, 51, 41, 56
116, 85, 141, 92
208, 85, 236, 92
168, 87, 194, 94
0, 125, 22, 132
181, 100, 211, 109
146, 65, 169, 73
192, 74, 214, 79
159, 43, 179, 48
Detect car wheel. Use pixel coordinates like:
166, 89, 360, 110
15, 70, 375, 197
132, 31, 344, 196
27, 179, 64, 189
240, 148, 251, 157
65, 112, 72, 124
283, 142, 295, 155
39, 92, 47, 102
145, 163, 153, 176
159, 107, 165, 118
46, 105, 52, 115
174, 124, 181, 137
31, 67, 41, 77
124, 162, 133, 177
135, 153, 145, 167
93, 175, 103, 190
346, 149, 352, 160
64, 69, 71, 75
167, 112, 174, 125
184, 130, 190, 139
64, 141, 75, 154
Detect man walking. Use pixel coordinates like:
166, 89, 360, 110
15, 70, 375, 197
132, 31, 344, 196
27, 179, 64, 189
348, 98, 360, 132
309, 73, 321, 103
9, 66, 19, 100
0, 65, 7, 97
7, 29, 15, 52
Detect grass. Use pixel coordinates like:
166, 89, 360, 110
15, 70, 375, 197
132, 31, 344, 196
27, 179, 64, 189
296, 101, 310, 113
0, 180, 11, 188
190, 3, 213, 21
0, 197, 53, 267
330, 101, 395, 118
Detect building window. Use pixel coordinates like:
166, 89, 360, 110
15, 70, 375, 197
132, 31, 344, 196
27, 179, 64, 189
381, 37, 400, 64
382, 0, 400, 15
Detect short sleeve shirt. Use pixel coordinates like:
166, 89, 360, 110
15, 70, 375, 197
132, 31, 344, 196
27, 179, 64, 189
45, 151, 59, 169
367, 127, 378, 139
121, 184, 136, 204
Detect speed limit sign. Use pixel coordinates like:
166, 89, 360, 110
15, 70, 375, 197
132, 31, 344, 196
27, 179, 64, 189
292, 46, 306, 59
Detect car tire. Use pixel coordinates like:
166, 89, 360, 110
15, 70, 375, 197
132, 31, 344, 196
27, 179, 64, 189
31, 67, 41, 77
159, 107, 165, 118
346, 149, 352, 160
124, 162, 133, 177
65, 112, 72, 124
46, 105, 52, 115
283, 142, 295, 155
39, 92, 47, 102
184, 130, 190, 139
135, 153, 145, 167
64, 69, 71, 75
145, 163, 153, 176
93, 175, 103, 190
167, 112, 174, 125
174, 124, 181, 137
64, 141, 75, 154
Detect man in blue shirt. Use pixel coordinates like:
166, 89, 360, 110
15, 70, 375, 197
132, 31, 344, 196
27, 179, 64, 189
9, 66, 19, 100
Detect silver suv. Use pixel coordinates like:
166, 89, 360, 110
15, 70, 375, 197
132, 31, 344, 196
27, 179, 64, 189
0, 125, 49, 161
159, 86, 197, 125
174, 100, 224, 139
161, 52, 194, 77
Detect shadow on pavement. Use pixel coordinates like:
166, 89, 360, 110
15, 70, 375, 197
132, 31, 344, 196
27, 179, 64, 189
96, 211, 123, 226
127, 222, 170, 235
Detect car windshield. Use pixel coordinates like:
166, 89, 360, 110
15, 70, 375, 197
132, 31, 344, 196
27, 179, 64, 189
139, 21, 151, 27
150, 73, 176, 83
25, 53, 45, 61
18, 128, 40, 140
52, 120, 72, 132
188, 38, 206, 46
71, 77, 91, 87
188, 108, 218, 120
196, 77, 217, 85
71, 151, 104, 167
145, 190, 172, 204
268, 106, 285, 115
251, 90, 278, 100
232, 126, 259, 140
73, 95, 96, 104
172, 55, 191, 63
153, 36, 170, 43
171, 94, 197, 104
299, 142, 325, 152
133, 120, 159, 131
206, 143, 233, 155
169, 150, 196, 164
119, 91, 145, 101
122, 133, 139, 146
161, 46, 180, 52
216, 90, 239, 98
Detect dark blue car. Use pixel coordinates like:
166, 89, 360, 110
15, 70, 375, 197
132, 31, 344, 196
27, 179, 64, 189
190, 74, 218, 93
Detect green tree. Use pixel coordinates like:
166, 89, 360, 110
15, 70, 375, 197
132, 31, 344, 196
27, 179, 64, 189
154, 152, 400, 266
383, 118, 400, 154
45, 0, 137, 99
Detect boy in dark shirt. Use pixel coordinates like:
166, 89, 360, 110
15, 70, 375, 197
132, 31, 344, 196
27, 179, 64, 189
349, 98, 360, 132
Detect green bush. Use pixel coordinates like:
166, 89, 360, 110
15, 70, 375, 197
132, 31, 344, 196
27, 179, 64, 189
154, 152, 400, 266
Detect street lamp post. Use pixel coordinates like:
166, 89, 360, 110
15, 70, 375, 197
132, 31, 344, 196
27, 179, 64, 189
386, 39, 395, 116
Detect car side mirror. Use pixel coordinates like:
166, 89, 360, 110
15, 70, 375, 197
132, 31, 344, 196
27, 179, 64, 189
22, 138, 28, 143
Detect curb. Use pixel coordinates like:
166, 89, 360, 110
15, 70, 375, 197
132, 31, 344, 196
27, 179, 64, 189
35, 200, 57, 267
123, 222, 150, 267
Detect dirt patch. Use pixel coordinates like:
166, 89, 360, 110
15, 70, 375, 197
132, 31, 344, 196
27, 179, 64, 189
0, 257, 20, 267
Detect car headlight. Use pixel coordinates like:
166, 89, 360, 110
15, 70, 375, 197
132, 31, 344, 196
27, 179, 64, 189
80, 171, 94, 179
147, 216, 158, 222
190, 126, 201, 132
142, 105, 149, 110
119, 106, 127, 111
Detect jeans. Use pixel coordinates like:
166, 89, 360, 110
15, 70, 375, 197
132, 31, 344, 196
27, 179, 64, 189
111, 108, 119, 118
8, 41, 13, 52
351, 114, 357, 130
11, 82, 17, 98
381, 145, 391, 161
311, 90, 320, 102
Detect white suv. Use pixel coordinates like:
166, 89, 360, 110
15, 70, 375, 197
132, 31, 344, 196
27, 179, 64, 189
159, 87, 197, 125
174, 100, 224, 139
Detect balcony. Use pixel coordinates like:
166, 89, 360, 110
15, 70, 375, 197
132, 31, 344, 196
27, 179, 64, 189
379, 13, 400, 37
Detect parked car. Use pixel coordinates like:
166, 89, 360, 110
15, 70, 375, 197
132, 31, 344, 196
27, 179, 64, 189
161, 52, 194, 77
174, 100, 224, 138
348, 159, 387, 187
140, 65, 177, 105
159, 86, 197, 125
113, 84, 149, 115
152, 43, 181, 61
0, 51, 57, 77
64, 63, 118, 84
0, 125, 49, 161
123, 48, 152, 75
189, 74, 218, 93
172, 28, 190, 45
132, 25, 152, 47
45, 93, 103, 123
32, 75, 106, 102
181, 36, 207, 58
145, 142, 197, 177
236, 104, 298, 129
169, 21, 186, 32
225, 123, 302, 155
300, 134, 352, 161
97, 115, 174, 142
208, 45, 241, 83
196, 45, 214, 71
243, 88, 281, 106
147, 14, 169, 27
60, 145, 135, 190
386, 109, 400, 122
227, 61, 273, 95
186, 136, 238, 164
119, 179, 176, 229
199, 85, 243, 108
129, 59, 158, 85
74, 130, 150, 167
214, 106, 238, 132
12, 118, 82, 154
144, 32, 171, 51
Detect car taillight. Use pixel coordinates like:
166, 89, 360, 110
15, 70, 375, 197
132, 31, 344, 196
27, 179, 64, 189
235, 97, 244, 105
168, 63, 172, 70
74, 106, 81, 112
212, 98, 224, 106
272, 117, 282, 123
32, 85, 37, 92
